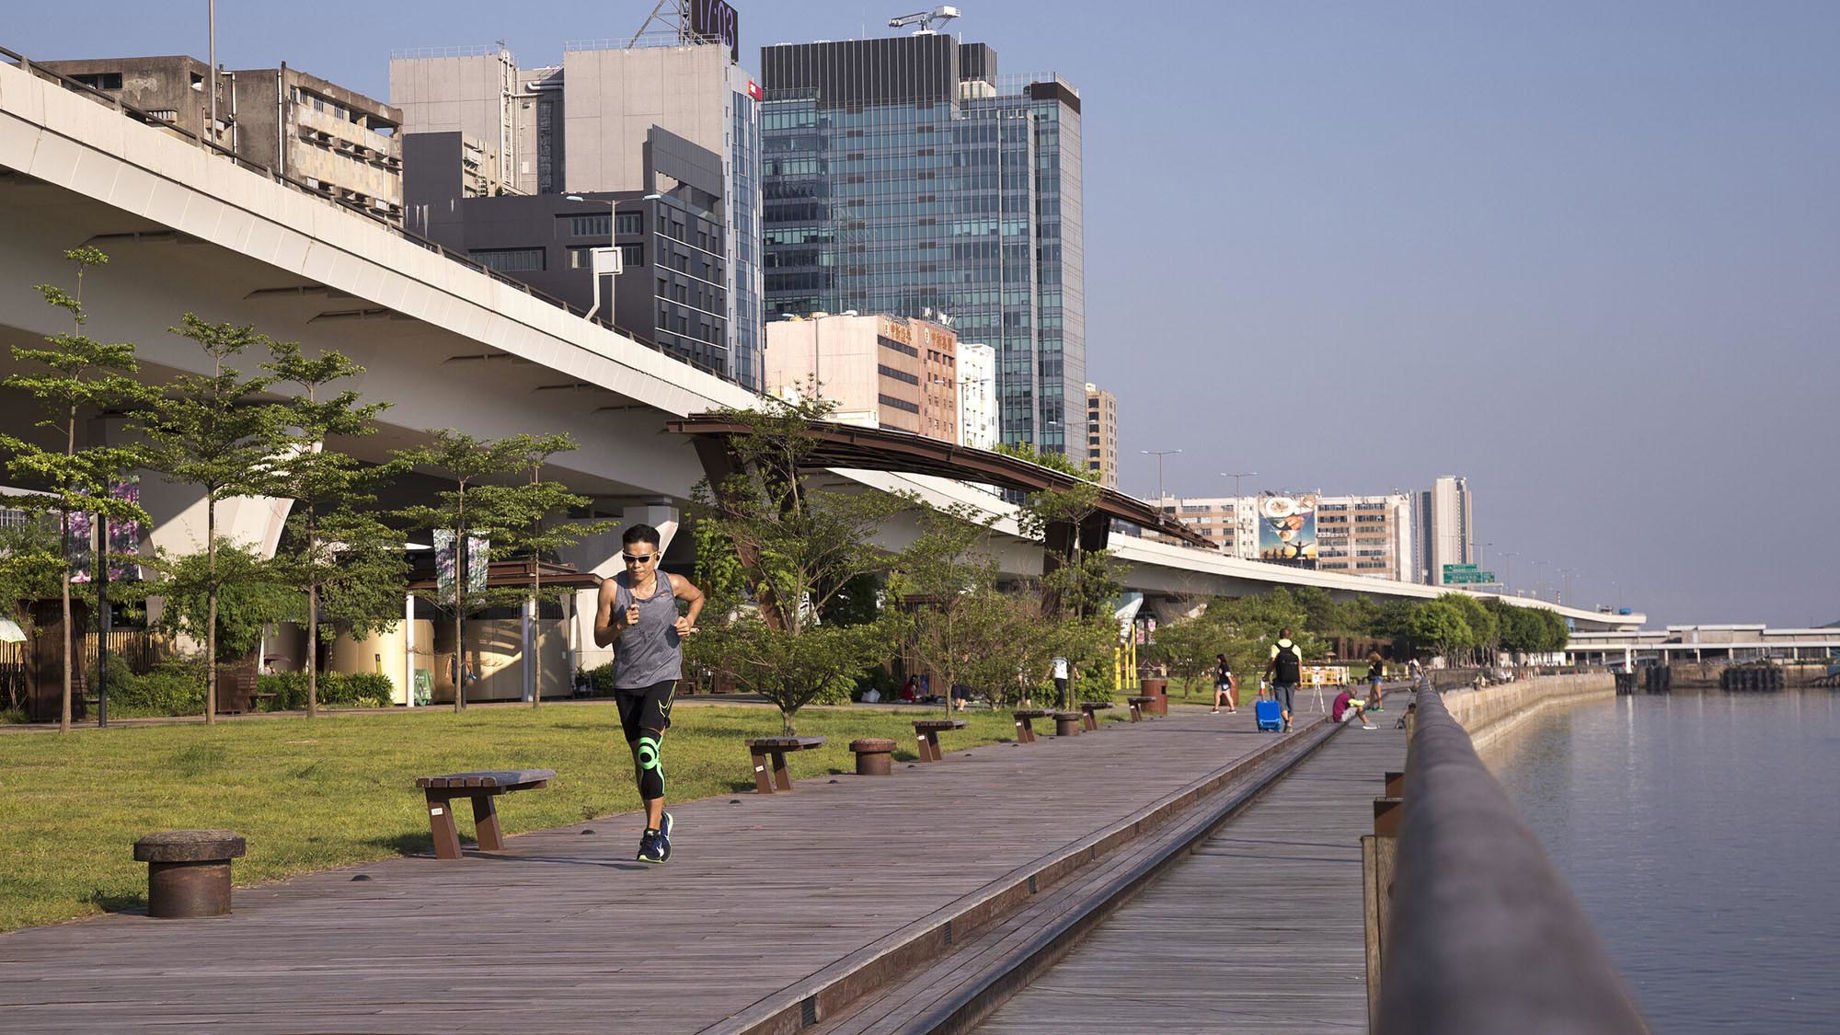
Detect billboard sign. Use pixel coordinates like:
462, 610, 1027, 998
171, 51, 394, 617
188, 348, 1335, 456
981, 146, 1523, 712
690, 0, 740, 62
1257, 494, 1318, 568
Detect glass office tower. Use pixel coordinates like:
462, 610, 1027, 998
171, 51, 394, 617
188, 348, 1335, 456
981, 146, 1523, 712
760, 36, 1084, 455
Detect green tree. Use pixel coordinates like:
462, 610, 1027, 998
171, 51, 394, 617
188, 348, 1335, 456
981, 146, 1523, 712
493, 436, 611, 708
263, 342, 403, 717
1445, 593, 1498, 666
886, 503, 1003, 716
394, 430, 589, 711
1409, 597, 1474, 663
1145, 604, 1224, 699
136, 315, 284, 724
687, 397, 920, 733
0, 247, 154, 731
151, 539, 299, 665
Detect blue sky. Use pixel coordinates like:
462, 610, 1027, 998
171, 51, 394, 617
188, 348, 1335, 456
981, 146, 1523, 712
10, 1, 1840, 626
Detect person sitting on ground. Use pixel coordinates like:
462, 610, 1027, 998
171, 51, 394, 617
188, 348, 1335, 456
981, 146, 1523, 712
899, 677, 919, 703
951, 683, 974, 711
1332, 687, 1376, 729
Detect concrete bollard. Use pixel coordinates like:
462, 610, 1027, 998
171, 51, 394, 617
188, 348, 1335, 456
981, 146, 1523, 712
850, 738, 896, 776
133, 830, 247, 918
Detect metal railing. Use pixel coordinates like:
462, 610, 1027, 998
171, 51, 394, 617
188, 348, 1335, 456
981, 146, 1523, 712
1375, 688, 1649, 1034
0, 44, 729, 383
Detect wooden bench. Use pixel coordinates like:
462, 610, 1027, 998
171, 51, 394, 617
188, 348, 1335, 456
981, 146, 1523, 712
414, 769, 555, 861
1012, 708, 1054, 744
250, 691, 278, 711
1127, 695, 1158, 721
1079, 700, 1115, 732
912, 719, 968, 762
746, 736, 827, 793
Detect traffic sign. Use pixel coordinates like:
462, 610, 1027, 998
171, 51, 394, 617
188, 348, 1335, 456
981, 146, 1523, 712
1442, 570, 1497, 585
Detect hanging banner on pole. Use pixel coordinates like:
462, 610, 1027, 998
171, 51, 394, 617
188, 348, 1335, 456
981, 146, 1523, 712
106, 479, 143, 582
466, 535, 490, 594
67, 509, 95, 584
434, 529, 455, 595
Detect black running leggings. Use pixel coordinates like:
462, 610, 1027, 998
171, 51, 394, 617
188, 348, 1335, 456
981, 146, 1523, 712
615, 680, 675, 801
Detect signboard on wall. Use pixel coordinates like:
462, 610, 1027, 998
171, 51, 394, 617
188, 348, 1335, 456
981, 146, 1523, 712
690, 0, 740, 63
1257, 494, 1318, 568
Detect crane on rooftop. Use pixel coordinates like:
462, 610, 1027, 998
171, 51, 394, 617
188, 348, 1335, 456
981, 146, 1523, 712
888, 5, 961, 35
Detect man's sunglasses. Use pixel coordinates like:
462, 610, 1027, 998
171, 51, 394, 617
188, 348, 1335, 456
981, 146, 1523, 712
621, 553, 656, 564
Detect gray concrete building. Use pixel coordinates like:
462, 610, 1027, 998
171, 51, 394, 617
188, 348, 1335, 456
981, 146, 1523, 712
405, 127, 730, 375
390, 29, 764, 388
43, 56, 403, 220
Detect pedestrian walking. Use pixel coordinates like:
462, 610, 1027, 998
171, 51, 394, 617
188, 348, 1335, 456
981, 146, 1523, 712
593, 524, 704, 864
1366, 649, 1386, 712
1264, 627, 1303, 733
1211, 653, 1238, 714
1051, 655, 1070, 709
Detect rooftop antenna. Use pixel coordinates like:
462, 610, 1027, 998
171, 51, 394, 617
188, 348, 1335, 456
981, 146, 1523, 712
888, 5, 961, 35
628, 0, 695, 48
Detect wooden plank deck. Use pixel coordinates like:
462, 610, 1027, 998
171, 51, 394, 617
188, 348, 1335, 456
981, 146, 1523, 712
975, 715, 1409, 1034
0, 708, 1309, 1034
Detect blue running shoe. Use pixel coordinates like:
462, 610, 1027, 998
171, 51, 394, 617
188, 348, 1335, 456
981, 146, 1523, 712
637, 828, 665, 864
658, 811, 674, 861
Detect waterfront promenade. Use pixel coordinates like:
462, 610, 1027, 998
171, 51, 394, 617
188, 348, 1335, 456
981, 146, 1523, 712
1, 707, 1343, 1033
978, 719, 1404, 1033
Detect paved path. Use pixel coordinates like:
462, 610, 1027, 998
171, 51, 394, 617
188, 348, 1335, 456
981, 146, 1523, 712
0, 707, 1302, 1033
976, 713, 1408, 1034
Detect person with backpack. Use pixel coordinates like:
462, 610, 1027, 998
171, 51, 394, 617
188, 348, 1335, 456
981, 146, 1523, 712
1265, 627, 1304, 733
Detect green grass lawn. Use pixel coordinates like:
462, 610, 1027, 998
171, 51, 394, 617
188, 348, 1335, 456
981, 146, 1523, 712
0, 700, 1047, 931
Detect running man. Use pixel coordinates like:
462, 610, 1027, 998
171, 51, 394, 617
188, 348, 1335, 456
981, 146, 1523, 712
594, 524, 704, 864
1264, 627, 1304, 733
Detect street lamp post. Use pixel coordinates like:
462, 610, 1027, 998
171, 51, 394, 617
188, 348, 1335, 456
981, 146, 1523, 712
1141, 449, 1181, 506
563, 191, 662, 323
1221, 471, 1255, 558
1499, 551, 1518, 592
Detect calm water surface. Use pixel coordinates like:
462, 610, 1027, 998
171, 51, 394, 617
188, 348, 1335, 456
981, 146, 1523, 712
1487, 691, 1840, 1033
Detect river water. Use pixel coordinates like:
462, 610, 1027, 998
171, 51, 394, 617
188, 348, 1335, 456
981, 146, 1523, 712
1486, 690, 1840, 1032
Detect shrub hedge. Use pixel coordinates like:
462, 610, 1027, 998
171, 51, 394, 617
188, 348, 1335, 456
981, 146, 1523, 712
257, 671, 396, 710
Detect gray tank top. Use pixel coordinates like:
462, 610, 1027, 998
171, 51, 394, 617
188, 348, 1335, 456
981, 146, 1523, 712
610, 572, 681, 688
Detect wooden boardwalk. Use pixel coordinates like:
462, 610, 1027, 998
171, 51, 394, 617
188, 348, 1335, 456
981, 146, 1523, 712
0, 707, 1320, 1034
976, 714, 1408, 1034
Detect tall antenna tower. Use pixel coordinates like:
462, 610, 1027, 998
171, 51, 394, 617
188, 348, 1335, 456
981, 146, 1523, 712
628, 0, 737, 51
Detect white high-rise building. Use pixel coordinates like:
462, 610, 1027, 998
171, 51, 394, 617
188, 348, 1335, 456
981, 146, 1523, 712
1416, 475, 1474, 585
958, 343, 999, 451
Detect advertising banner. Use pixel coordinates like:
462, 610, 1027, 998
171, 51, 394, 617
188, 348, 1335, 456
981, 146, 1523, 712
434, 529, 455, 596
1257, 494, 1319, 568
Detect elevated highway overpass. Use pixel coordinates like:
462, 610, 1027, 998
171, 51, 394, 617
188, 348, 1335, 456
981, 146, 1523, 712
0, 51, 1643, 649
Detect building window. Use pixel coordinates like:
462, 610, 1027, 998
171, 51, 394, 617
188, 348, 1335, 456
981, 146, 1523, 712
878, 394, 920, 414
878, 364, 920, 386
71, 72, 124, 90
566, 214, 611, 237
471, 248, 545, 272
616, 212, 643, 235
568, 246, 595, 269
620, 243, 644, 268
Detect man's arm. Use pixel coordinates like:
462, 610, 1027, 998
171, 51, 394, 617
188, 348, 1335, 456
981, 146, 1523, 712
592, 578, 621, 647
670, 574, 705, 633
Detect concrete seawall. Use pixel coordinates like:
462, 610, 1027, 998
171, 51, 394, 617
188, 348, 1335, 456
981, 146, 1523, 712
1441, 672, 1616, 750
